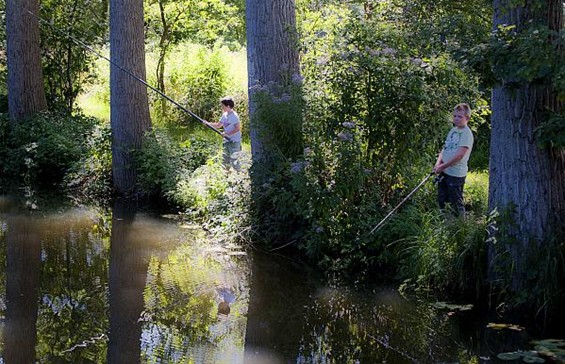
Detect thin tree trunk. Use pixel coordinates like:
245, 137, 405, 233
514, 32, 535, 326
5, 0, 48, 122
109, 0, 152, 196
156, 0, 169, 115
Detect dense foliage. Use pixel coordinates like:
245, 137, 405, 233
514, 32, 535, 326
243, 2, 490, 281
0, 2, 7, 114
39, 0, 108, 111
1, 0, 563, 319
0, 111, 98, 188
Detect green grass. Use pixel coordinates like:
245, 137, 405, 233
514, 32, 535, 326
77, 92, 110, 122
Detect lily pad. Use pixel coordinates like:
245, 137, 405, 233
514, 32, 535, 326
487, 322, 525, 331
522, 356, 544, 363
531, 339, 565, 350
497, 351, 523, 360
433, 301, 474, 311
534, 345, 555, 357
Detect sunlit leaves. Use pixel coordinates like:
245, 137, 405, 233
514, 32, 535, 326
39, 0, 108, 110
144, 0, 244, 50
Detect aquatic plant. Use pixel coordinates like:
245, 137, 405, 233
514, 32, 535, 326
497, 339, 565, 363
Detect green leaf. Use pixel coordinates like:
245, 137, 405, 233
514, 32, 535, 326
497, 351, 523, 360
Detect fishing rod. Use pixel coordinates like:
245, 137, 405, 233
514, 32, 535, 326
369, 172, 436, 234
25, 9, 226, 139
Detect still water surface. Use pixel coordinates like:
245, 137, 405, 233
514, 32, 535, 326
0, 196, 561, 363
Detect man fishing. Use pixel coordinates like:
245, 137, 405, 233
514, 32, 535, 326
205, 97, 242, 171
433, 103, 474, 217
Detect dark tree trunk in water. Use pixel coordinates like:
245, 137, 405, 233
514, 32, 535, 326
5, 0, 48, 122
4, 215, 41, 364
107, 199, 149, 364
244, 253, 309, 362
488, 0, 565, 290
245, 0, 300, 168
110, 0, 152, 196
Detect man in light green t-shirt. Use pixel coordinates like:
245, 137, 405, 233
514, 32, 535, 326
433, 103, 474, 216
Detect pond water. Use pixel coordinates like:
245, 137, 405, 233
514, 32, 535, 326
0, 196, 562, 363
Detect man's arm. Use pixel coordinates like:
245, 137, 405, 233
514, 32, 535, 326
224, 122, 241, 137
433, 146, 468, 173
206, 120, 222, 129
434, 150, 444, 171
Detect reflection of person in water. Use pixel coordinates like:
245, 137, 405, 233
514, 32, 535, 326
217, 287, 236, 316
218, 300, 231, 316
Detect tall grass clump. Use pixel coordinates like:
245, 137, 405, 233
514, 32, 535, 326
397, 211, 489, 298
393, 170, 490, 298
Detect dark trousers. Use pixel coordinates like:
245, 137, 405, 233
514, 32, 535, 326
438, 173, 466, 216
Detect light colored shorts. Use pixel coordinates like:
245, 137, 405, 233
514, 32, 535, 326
223, 140, 242, 171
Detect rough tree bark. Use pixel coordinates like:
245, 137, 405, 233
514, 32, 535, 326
5, 0, 48, 122
245, 0, 300, 167
488, 0, 565, 289
109, 0, 152, 196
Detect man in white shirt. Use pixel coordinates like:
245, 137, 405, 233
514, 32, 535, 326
433, 103, 474, 216
206, 97, 242, 171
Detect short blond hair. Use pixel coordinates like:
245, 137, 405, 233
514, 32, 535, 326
454, 103, 471, 118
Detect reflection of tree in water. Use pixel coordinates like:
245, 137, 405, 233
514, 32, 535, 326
0, 198, 246, 363
4, 215, 41, 364
0, 206, 110, 363
296, 289, 467, 363
107, 199, 152, 364
36, 209, 110, 363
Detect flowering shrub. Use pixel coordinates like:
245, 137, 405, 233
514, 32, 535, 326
249, 75, 305, 164
252, 3, 488, 275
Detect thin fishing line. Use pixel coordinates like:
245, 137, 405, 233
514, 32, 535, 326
26, 9, 225, 139
369, 172, 434, 234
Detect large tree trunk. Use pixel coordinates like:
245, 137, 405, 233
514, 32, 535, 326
245, 0, 300, 168
5, 0, 48, 122
110, 0, 152, 196
488, 0, 565, 290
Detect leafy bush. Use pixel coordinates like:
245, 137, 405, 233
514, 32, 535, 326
0, 57, 6, 114
64, 122, 112, 203
152, 44, 229, 126
135, 127, 218, 204
249, 4, 489, 277
172, 160, 228, 214
39, 0, 108, 111
0, 111, 97, 187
